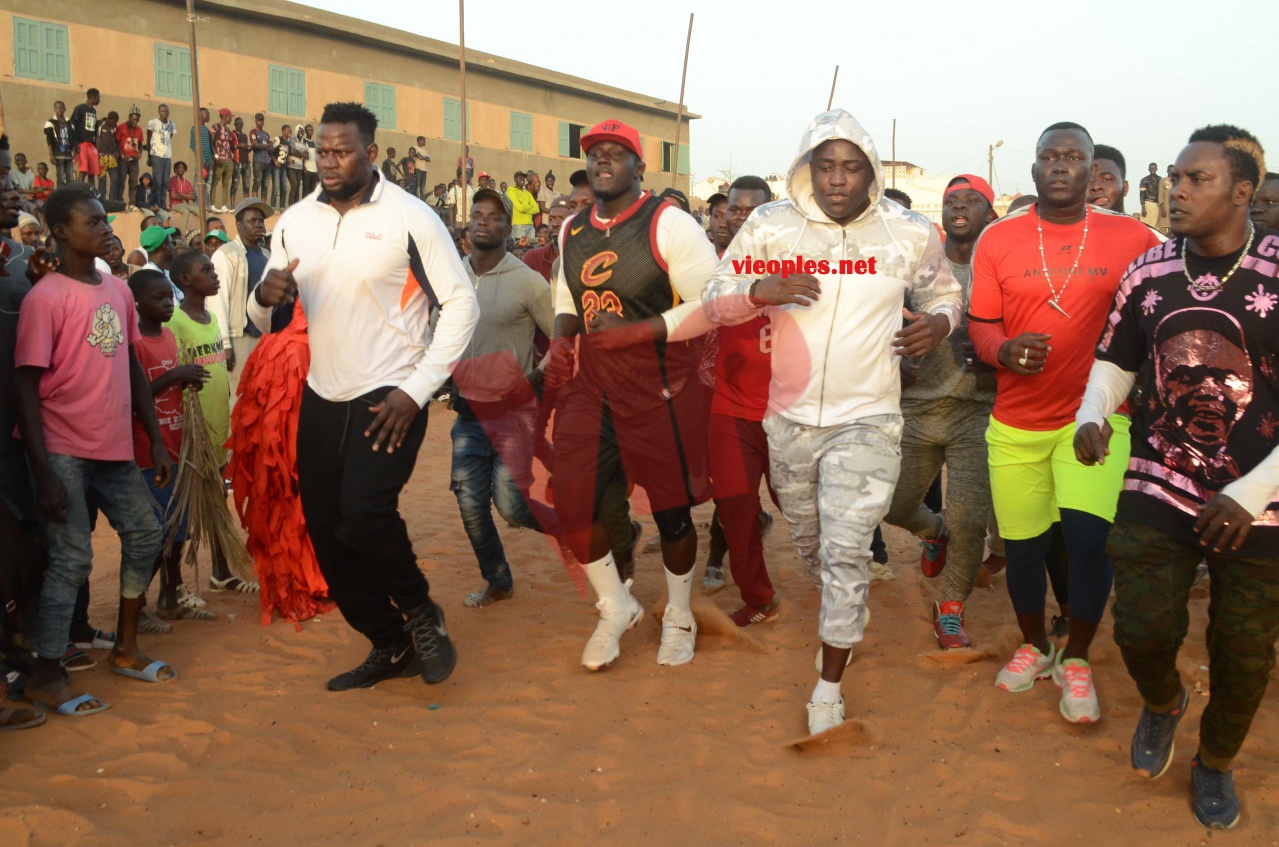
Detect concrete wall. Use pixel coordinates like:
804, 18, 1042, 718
2, 0, 692, 195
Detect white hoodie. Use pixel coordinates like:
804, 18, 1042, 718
702, 110, 963, 428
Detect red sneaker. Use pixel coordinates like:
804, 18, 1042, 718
920, 519, 949, 578
933, 601, 971, 649
729, 603, 780, 628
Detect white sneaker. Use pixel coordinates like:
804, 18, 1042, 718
1054, 657, 1101, 724
995, 642, 1056, 692
806, 698, 845, 735
656, 604, 697, 666
581, 581, 643, 671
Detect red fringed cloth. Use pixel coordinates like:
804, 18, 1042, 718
227, 309, 335, 628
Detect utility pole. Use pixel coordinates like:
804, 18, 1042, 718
671, 13, 693, 189
988, 139, 1004, 187
457, 0, 468, 230
186, 0, 206, 237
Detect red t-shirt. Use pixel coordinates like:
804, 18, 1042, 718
131, 329, 184, 467
116, 124, 143, 159
968, 205, 1162, 431
33, 175, 54, 201
170, 175, 194, 206
711, 315, 772, 421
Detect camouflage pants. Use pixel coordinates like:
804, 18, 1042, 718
764, 414, 902, 649
1110, 520, 1279, 763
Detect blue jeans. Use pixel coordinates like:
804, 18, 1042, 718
272, 165, 290, 208
151, 156, 171, 209
34, 455, 161, 659
450, 406, 559, 590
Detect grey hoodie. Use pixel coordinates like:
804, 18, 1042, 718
702, 110, 963, 428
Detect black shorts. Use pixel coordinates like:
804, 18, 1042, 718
551, 380, 711, 531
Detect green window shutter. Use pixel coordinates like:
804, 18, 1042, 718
287, 69, 306, 118
45, 23, 69, 83
365, 83, 396, 130
510, 112, 532, 152
558, 121, 570, 157
268, 65, 288, 115
13, 19, 40, 80
444, 97, 460, 141
14, 18, 69, 83
153, 44, 191, 100
678, 143, 690, 176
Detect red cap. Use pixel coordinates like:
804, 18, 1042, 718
218, 107, 232, 118
945, 173, 994, 207
580, 119, 643, 160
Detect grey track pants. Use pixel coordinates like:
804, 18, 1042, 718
884, 401, 992, 602
764, 414, 902, 649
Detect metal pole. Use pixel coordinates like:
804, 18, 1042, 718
186, 0, 206, 239
826, 65, 839, 111
988, 144, 993, 187
671, 12, 693, 189
457, 0, 468, 230
891, 119, 896, 190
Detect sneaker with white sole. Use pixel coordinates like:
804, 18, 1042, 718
656, 604, 697, 666
995, 642, 1056, 692
581, 581, 643, 671
806, 698, 845, 735
1053, 657, 1101, 724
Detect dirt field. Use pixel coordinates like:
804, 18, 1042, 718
2, 407, 1275, 846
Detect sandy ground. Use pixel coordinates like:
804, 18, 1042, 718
2, 406, 1277, 847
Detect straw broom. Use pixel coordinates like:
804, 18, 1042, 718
165, 375, 254, 584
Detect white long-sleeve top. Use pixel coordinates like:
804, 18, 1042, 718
247, 172, 479, 407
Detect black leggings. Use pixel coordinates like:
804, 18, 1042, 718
1005, 510, 1111, 623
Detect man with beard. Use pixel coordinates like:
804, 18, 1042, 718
967, 122, 1161, 724
1250, 172, 1279, 231
248, 102, 479, 692
702, 110, 962, 734
544, 119, 718, 670
1077, 124, 1278, 829
884, 174, 998, 649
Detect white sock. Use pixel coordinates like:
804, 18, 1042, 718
583, 553, 627, 605
812, 677, 842, 704
664, 565, 693, 614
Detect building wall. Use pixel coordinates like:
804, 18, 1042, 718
2, 0, 692, 196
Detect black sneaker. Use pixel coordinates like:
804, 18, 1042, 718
1191, 756, 1241, 829
405, 601, 457, 685
327, 642, 419, 691
1131, 686, 1188, 778
1050, 615, 1070, 638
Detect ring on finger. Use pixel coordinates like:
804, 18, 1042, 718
1018, 355, 1028, 366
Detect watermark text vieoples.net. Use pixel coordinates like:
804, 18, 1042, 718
730, 255, 879, 279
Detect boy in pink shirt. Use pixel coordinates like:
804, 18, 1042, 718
14, 185, 177, 716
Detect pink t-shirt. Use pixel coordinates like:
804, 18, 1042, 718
15, 271, 140, 461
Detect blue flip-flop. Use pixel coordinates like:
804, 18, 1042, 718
35, 693, 112, 717
111, 660, 176, 683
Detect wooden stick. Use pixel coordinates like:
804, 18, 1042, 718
457, 0, 468, 229
671, 12, 693, 189
891, 118, 896, 190
186, 0, 207, 238
827, 65, 839, 111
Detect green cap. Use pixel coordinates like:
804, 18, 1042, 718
139, 225, 179, 251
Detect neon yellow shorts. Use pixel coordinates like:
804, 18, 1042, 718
985, 414, 1130, 541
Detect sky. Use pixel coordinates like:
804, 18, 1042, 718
304, 0, 1277, 199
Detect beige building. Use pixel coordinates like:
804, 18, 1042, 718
2, 0, 696, 205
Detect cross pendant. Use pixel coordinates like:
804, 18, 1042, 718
1048, 299, 1071, 319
